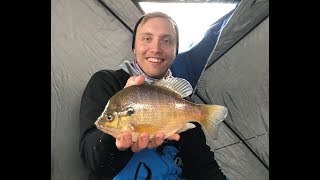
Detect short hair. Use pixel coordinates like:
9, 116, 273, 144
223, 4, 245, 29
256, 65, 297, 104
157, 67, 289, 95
132, 12, 179, 56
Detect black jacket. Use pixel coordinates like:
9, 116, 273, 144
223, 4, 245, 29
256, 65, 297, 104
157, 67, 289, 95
79, 69, 226, 180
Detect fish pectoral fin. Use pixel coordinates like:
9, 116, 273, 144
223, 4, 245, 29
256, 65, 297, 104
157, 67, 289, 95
177, 123, 196, 133
128, 122, 136, 131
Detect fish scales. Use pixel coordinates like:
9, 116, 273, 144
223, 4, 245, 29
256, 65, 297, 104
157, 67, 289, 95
95, 77, 228, 141
120, 85, 203, 125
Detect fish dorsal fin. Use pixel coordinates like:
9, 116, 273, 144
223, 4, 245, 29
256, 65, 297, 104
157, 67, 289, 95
154, 77, 193, 98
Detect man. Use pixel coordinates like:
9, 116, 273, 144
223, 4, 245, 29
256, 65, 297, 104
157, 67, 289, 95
79, 11, 227, 180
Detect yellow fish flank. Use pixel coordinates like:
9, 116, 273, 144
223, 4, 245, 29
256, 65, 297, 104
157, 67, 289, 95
95, 77, 228, 142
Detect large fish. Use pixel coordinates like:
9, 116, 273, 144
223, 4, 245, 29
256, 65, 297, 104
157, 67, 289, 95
95, 77, 228, 142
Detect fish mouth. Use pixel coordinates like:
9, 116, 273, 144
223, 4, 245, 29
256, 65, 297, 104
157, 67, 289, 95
146, 57, 164, 63
95, 124, 116, 133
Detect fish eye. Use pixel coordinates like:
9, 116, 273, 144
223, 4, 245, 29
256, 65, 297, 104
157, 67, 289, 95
106, 114, 114, 121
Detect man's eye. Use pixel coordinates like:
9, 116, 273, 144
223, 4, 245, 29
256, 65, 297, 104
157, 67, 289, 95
143, 37, 151, 41
162, 38, 172, 45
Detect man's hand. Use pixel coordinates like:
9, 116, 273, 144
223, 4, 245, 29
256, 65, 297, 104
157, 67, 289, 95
124, 75, 145, 88
116, 131, 180, 152
115, 75, 180, 152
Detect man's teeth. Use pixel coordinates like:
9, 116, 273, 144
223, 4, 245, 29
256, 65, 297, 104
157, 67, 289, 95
147, 58, 162, 62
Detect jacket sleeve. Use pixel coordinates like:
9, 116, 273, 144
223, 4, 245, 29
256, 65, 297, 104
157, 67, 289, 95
178, 122, 227, 180
79, 70, 133, 177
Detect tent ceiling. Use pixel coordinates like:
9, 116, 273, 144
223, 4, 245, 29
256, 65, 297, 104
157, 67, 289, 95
132, 0, 241, 14
133, 0, 239, 3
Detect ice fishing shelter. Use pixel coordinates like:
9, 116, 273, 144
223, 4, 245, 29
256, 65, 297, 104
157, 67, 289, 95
51, 0, 269, 179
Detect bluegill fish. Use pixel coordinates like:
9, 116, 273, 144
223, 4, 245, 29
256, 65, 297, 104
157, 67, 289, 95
95, 77, 228, 142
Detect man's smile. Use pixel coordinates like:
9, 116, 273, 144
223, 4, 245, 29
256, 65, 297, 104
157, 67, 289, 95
146, 57, 164, 63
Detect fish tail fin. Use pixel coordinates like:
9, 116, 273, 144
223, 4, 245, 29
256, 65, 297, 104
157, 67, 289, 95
200, 105, 228, 141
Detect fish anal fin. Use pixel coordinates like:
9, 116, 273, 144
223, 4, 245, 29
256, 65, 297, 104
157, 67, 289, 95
177, 123, 196, 133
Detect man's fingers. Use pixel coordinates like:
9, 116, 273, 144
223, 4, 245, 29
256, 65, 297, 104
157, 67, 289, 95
154, 132, 165, 146
124, 75, 145, 88
116, 133, 132, 151
167, 133, 180, 141
138, 133, 150, 149
134, 75, 145, 84
147, 132, 165, 149
122, 132, 179, 152
131, 132, 149, 152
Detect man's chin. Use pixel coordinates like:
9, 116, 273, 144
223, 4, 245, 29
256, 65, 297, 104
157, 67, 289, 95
146, 72, 165, 79
145, 68, 166, 78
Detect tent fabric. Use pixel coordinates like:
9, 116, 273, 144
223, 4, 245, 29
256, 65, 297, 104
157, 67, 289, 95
205, 0, 269, 69
51, 0, 269, 179
51, 0, 141, 179
195, 0, 269, 166
195, 16, 269, 177
100, 0, 142, 29
170, 8, 236, 89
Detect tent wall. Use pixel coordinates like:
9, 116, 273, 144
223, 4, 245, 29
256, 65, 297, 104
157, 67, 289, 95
193, 17, 269, 179
51, 0, 141, 179
204, 0, 269, 71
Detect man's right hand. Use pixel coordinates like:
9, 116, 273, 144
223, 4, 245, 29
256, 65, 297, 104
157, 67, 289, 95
116, 131, 180, 152
124, 75, 145, 88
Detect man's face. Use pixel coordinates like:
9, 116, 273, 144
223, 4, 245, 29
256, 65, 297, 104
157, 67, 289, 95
134, 17, 177, 79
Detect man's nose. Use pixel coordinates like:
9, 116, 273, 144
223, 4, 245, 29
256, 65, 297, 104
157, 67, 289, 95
149, 40, 162, 53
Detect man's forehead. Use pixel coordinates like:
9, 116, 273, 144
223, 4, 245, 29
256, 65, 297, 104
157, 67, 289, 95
137, 18, 176, 37
139, 17, 175, 30
137, 32, 175, 38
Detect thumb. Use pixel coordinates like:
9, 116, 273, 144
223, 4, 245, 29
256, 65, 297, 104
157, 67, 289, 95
124, 75, 145, 88
134, 74, 145, 84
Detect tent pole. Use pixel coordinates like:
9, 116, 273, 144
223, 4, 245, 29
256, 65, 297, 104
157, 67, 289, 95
97, 0, 133, 33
